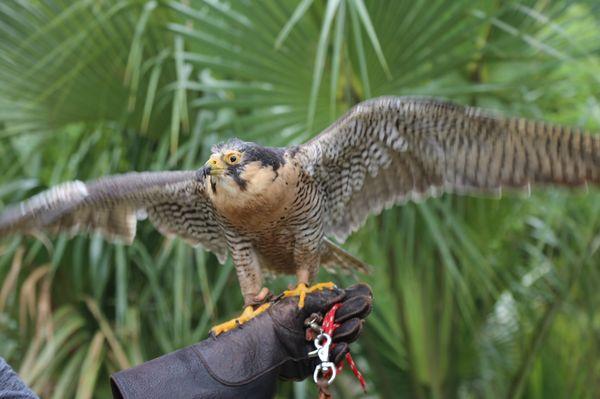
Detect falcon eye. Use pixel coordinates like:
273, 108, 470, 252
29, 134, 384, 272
224, 151, 242, 165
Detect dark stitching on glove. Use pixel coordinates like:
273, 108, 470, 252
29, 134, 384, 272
192, 345, 309, 387
268, 308, 307, 338
270, 316, 306, 338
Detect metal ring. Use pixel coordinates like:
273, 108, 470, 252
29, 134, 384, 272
314, 333, 331, 349
313, 362, 337, 385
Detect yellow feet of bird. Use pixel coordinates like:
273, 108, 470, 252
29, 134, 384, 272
210, 303, 271, 336
282, 282, 336, 308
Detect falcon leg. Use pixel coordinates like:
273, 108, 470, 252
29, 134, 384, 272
283, 269, 335, 308
210, 244, 271, 336
252, 286, 271, 303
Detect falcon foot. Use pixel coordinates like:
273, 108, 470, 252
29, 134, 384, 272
210, 303, 271, 336
282, 282, 336, 308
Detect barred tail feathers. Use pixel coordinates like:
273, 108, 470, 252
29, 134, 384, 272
321, 238, 371, 274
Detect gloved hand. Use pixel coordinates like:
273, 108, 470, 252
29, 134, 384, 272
274, 283, 372, 381
110, 283, 373, 399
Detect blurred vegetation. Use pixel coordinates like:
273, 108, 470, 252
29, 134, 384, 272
0, 1, 599, 398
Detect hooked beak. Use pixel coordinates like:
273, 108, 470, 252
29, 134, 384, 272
200, 165, 211, 179
204, 154, 226, 176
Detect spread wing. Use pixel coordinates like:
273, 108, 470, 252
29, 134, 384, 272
296, 96, 600, 242
0, 171, 228, 263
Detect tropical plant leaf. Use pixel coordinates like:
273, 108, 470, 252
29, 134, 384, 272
1, 1, 599, 398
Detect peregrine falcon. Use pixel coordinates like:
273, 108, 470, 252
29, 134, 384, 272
1, 97, 599, 334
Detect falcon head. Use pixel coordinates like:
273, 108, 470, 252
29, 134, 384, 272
200, 138, 286, 196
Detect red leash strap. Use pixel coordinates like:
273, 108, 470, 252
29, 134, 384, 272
321, 303, 367, 392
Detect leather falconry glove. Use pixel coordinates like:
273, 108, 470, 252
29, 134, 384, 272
110, 283, 373, 399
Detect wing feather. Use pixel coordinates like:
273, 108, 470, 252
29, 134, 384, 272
296, 96, 600, 241
0, 171, 228, 262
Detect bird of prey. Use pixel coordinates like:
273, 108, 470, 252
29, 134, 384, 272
1, 97, 598, 334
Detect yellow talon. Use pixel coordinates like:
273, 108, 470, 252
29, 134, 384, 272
210, 303, 271, 336
283, 281, 336, 308
286, 283, 308, 308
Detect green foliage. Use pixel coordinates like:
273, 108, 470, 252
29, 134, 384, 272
0, 1, 599, 398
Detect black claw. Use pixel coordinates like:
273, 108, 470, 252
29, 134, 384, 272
270, 292, 285, 303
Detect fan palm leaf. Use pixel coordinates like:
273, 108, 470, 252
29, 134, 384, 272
0, 1, 599, 398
